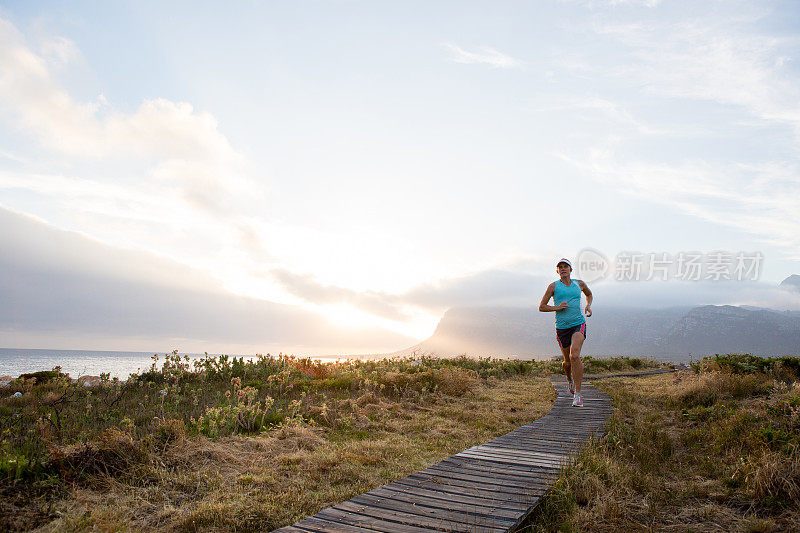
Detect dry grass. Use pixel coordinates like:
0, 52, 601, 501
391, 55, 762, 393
19, 375, 554, 531
521, 361, 800, 533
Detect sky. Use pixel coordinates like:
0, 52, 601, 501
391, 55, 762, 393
1, 0, 799, 354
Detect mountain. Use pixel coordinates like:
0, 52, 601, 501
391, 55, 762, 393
780, 274, 800, 291
402, 304, 800, 361
656, 305, 800, 356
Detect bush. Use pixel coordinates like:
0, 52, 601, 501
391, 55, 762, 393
581, 356, 658, 374
748, 450, 800, 511
701, 354, 800, 379
191, 379, 278, 438
55, 428, 149, 481
152, 418, 186, 448
673, 372, 772, 408
433, 367, 480, 396
17, 371, 65, 385
288, 358, 331, 379
0, 442, 50, 481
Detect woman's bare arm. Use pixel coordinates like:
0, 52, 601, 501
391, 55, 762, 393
539, 282, 567, 312
577, 279, 593, 317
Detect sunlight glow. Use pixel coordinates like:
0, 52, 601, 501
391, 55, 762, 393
319, 303, 438, 341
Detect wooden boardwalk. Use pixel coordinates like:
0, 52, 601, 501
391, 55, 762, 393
271, 373, 629, 533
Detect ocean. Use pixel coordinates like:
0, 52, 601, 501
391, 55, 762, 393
0, 348, 350, 380
0, 348, 236, 379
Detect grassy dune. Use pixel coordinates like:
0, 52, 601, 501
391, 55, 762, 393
522, 354, 800, 532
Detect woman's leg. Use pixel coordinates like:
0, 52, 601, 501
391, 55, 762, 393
570, 330, 585, 394
561, 346, 572, 382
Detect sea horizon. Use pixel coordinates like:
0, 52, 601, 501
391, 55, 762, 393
0, 347, 353, 380
0, 346, 698, 381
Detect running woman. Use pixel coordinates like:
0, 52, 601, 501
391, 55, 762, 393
538, 258, 593, 407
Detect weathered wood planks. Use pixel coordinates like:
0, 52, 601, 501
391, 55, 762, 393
272, 376, 616, 533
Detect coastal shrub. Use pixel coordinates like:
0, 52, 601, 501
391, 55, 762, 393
672, 372, 772, 409
628, 357, 644, 369
152, 417, 186, 448
0, 440, 50, 481
747, 450, 800, 511
701, 353, 800, 380
579, 356, 659, 374
17, 370, 65, 385
434, 367, 480, 396
55, 427, 149, 481
288, 357, 331, 379
191, 379, 277, 438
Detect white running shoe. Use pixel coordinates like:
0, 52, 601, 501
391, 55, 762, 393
572, 394, 583, 407
568, 380, 575, 395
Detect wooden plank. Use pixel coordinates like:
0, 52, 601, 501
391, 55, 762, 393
436, 457, 555, 478
466, 446, 566, 465
458, 445, 568, 463
315, 507, 449, 533
428, 458, 551, 480
455, 450, 563, 470
416, 465, 541, 491
375, 483, 529, 512
420, 466, 552, 491
361, 486, 523, 519
330, 500, 505, 532
350, 492, 519, 527
294, 516, 382, 533
474, 447, 565, 461
394, 474, 543, 504
404, 472, 535, 499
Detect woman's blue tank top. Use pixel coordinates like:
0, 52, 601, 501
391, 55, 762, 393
554, 279, 585, 329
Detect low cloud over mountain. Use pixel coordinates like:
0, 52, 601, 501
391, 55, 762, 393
401, 300, 800, 362
0, 207, 416, 354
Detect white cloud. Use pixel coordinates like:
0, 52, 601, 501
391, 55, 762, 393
595, 18, 800, 136
608, 0, 660, 6
442, 43, 523, 69
0, 16, 280, 309
560, 0, 661, 7
270, 268, 410, 322
0, 17, 255, 215
529, 96, 680, 136
575, 144, 800, 255
39, 35, 80, 67
553, 8, 800, 258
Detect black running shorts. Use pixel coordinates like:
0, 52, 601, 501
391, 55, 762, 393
556, 322, 587, 349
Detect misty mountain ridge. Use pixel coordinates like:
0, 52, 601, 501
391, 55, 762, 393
401, 301, 800, 362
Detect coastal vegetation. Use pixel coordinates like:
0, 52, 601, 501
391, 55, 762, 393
0, 352, 657, 531
522, 354, 800, 532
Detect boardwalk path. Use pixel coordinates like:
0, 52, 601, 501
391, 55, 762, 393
274, 369, 670, 533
